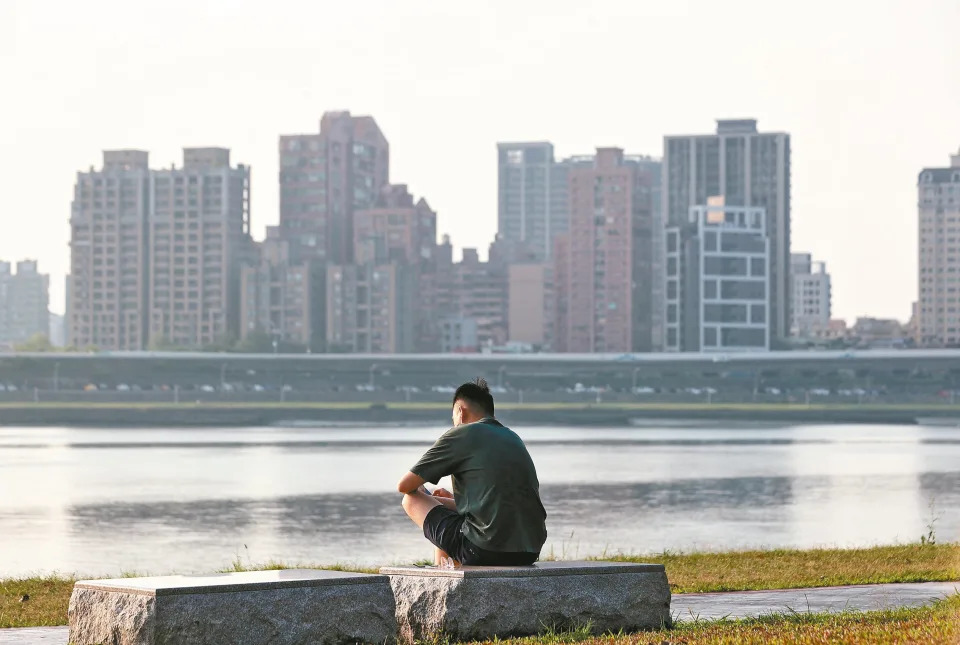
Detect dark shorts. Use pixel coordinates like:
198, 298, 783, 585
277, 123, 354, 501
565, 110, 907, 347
423, 506, 539, 566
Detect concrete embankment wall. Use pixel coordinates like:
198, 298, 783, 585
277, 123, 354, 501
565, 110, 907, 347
0, 404, 947, 427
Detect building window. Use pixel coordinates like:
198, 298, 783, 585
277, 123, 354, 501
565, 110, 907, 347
704, 232, 717, 252
704, 327, 717, 346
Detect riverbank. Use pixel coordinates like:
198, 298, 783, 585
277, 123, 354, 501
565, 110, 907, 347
2, 544, 957, 629
3, 401, 960, 427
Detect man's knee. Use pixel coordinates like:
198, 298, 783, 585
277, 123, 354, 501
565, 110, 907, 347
400, 492, 416, 515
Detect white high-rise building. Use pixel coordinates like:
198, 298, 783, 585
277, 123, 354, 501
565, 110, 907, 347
665, 197, 769, 352
661, 119, 790, 349
918, 148, 960, 346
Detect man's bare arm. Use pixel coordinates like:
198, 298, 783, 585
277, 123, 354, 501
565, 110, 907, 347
397, 471, 426, 494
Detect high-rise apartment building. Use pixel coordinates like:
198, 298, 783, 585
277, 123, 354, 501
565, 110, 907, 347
326, 263, 417, 353
553, 149, 659, 353
497, 143, 598, 261
68, 150, 151, 350
662, 119, 791, 347
665, 198, 770, 352
325, 185, 436, 353
353, 184, 437, 267
457, 248, 509, 348
240, 227, 319, 348
0, 260, 50, 347
279, 112, 389, 265
918, 148, 960, 346
147, 148, 251, 348
69, 148, 251, 350
497, 142, 568, 261
790, 253, 832, 338
418, 242, 510, 352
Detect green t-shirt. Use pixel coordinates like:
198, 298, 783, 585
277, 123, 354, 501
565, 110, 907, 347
410, 418, 547, 554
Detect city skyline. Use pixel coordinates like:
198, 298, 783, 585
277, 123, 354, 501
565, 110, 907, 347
3, 0, 959, 322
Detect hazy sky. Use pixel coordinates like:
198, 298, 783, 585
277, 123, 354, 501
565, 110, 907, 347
2, 0, 958, 321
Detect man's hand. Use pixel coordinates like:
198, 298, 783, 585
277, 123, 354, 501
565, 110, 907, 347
432, 488, 453, 499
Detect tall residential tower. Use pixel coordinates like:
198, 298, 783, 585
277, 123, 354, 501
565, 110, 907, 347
68, 149, 251, 350
918, 148, 960, 346
68, 150, 151, 350
553, 149, 660, 353
279, 112, 389, 265
661, 119, 791, 349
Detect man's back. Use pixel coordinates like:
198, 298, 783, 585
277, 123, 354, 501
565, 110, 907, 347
411, 418, 547, 554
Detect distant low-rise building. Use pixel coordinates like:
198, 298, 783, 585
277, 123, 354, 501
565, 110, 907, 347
852, 317, 906, 348
439, 316, 479, 353
49, 313, 65, 347
507, 263, 552, 349
791, 253, 832, 338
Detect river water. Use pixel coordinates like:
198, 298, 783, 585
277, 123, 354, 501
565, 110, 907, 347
1, 423, 958, 577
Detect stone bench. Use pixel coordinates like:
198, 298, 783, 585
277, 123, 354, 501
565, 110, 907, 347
381, 561, 671, 642
68, 569, 396, 645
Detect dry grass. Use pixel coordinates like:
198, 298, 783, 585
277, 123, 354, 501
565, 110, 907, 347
3, 544, 958, 629
0, 574, 73, 628
603, 543, 960, 593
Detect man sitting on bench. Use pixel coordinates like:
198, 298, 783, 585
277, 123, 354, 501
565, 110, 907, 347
397, 378, 547, 566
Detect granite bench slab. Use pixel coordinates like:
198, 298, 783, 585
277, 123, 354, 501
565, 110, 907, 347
68, 569, 396, 645
380, 560, 671, 642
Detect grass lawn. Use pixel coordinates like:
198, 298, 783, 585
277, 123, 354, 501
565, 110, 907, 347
605, 543, 960, 593
477, 595, 960, 645
2, 544, 957, 630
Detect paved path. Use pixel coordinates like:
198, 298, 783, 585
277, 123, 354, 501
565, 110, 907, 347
673, 581, 959, 621
2, 581, 957, 644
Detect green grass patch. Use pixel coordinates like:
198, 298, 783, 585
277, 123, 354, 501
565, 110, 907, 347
2, 544, 957, 629
604, 543, 960, 593
470, 595, 960, 645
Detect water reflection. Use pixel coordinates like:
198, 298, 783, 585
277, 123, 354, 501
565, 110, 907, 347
0, 423, 958, 576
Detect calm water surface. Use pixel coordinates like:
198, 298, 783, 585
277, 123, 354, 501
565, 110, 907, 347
1, 423, 958, 577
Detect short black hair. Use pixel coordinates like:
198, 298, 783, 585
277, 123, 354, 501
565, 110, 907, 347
453, 377, 495, 417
